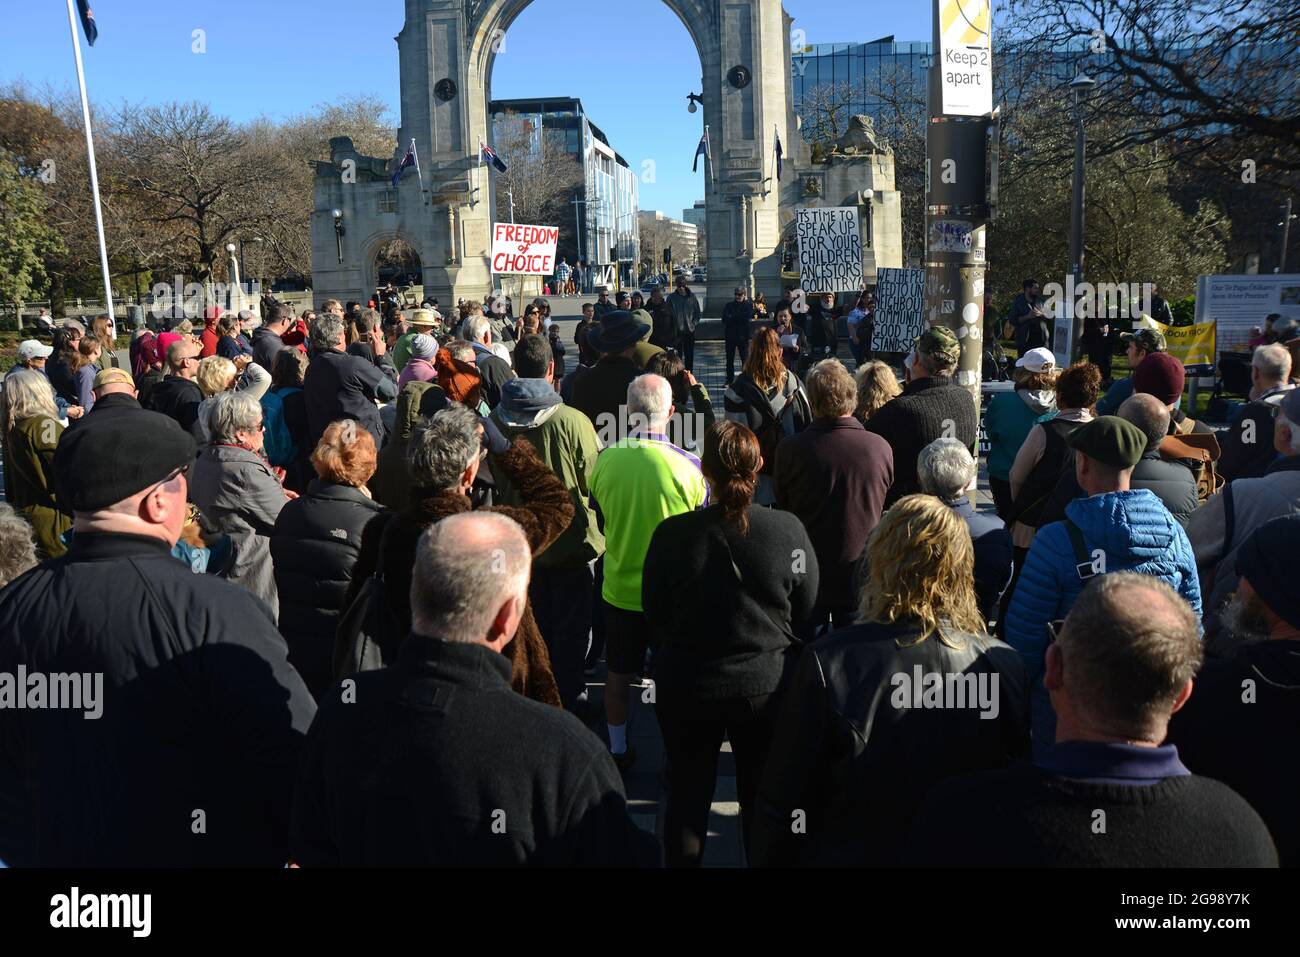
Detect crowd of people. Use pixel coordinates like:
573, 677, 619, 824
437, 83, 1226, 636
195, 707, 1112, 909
0, 288, 1296, 870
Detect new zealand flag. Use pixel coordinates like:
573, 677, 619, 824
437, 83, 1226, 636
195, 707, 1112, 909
480, 141, 508, 173
77, 0, 98, 46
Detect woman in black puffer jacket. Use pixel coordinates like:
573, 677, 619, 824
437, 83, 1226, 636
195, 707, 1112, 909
271, 420, 387, 698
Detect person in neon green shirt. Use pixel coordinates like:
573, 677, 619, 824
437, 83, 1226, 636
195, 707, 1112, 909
590, 373, 707, 770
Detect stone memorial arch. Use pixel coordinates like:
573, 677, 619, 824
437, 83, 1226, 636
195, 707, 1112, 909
312, 0, 812, 313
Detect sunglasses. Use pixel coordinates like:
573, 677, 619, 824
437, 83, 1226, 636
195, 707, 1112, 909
148, 462, 191, 497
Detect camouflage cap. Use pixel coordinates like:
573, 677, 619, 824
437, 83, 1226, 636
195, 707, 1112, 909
1120, 327, 1167, 353
916, 325, 960, 363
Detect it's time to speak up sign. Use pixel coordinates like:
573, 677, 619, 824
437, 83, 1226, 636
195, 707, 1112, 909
491, 223, 559, 275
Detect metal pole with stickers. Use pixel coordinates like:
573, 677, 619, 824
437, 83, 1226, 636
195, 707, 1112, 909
926, 0, 996, 407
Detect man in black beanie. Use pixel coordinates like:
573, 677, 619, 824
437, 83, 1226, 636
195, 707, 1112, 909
0, 411, 315, 867
1168, 513, 1300, 866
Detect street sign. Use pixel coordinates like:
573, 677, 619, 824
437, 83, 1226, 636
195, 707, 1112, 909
939, 0, 992, 117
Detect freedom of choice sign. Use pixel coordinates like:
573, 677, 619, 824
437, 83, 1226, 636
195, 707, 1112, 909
939, 0, 992, 118
796, 207, 863, 292
491, 223, 559, 275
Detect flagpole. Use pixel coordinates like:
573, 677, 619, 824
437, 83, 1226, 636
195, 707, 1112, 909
65, 0, 115, 338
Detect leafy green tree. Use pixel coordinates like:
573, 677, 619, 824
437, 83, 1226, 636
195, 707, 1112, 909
0, 149, 65, 314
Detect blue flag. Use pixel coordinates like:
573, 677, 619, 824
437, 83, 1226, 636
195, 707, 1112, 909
77, 0, 98, 46
774, 126, 784, 180
692, 131, 708, 173
392, 139, 419, 188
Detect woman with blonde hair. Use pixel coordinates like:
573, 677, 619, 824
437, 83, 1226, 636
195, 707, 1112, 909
192, 354, 270, 443
1, 370, 72, 557
751, 494, 1030, 867
271, 420, 385, 697
723, 326, 812, 504
853, 360, 901, 424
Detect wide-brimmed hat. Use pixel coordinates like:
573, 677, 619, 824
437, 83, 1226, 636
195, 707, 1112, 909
586, 310, 650, 355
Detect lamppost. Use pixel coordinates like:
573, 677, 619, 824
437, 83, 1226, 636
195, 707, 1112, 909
1067, 71, 1097, 361
686, 92, 703, 113
332, 209, 345, 265
1278, 198, 1296, 274
239, 236, 263, 293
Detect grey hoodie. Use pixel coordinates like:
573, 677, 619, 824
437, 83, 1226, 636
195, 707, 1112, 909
496, 377, 563, 428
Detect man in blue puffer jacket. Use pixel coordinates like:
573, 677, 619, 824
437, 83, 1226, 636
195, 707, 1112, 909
1005, 416, 1201, 755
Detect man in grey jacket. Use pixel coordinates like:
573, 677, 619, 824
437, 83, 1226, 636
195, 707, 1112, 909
1190, 388, 1300, 642
668, 278, 703, 371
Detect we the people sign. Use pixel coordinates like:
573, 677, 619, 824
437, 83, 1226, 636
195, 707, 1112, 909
490, 223, 559, 275
796, 207, 863, 293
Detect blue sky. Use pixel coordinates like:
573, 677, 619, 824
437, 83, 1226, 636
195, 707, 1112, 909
0, 1, 930, 216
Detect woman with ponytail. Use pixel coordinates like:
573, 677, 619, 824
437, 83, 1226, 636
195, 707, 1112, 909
642, 420, 820, 867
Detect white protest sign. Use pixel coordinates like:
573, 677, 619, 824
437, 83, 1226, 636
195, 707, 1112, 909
939, 0, 992, 117
796, 207, 863, 293
1196, 273, 1300, 354
490, 223, 559, 275
873, 267, 926, 352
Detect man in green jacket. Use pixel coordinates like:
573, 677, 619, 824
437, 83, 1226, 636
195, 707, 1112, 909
491, 334, 604, 711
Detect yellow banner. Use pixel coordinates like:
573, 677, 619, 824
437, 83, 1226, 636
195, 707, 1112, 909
1140, 319, 1217, 367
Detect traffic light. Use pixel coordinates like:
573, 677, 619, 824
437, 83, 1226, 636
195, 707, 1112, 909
663, 247, 672, 265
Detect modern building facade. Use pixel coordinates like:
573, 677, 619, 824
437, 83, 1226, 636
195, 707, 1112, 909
791, 38, 931, 131
639, 211, 700, 268
489, 97, 639, 290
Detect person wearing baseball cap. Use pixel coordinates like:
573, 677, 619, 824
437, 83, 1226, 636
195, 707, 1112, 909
0, 409, 316, 867
1168, 512, 1300, 865
1005, 415, 1201, 754
64, 368, 140, 431
1188, 387, 1300, 647
864, 325, 978, 505
1096, 326, 1166, 415
10, 339, 54, 373
984, 347, 1060, 519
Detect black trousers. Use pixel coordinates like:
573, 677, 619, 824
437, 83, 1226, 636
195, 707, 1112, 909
725, 336, 749, 382
989, 476, 1015, 522
586, 557, 606, 669
677, 330, 696, 371
529, 564, 594, 710
654, 692, 777, 867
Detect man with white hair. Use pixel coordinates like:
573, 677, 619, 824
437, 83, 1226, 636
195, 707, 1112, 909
590, 374, 708, 771
1190, 388, 1300, 641
918, 437, 1013, 623
462, 313, 515, 408
291, 512, 658, 866
1219, 342, 1295, 482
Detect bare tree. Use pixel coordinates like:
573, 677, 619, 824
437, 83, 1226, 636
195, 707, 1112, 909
491, 113, 583, 232
795, 81, 859, 157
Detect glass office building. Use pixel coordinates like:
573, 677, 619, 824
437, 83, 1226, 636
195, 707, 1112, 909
489, 97, 638, 289
791, 39, 932, 127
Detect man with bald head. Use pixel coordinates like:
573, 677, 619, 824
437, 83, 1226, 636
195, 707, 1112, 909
145, 338, 204, 432
910, 573, 1277, 867
66, 368, 141, 431
1117, 392, 1199, 527
292, 512, 658, 866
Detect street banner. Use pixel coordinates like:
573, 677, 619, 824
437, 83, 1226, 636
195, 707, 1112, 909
938, 0, 992, 117
796, 207, 863, 293
873, 267, 927, 352
490, 223, 559, 275
1196, 273, 1300, 354
1134, 317, 1217, 368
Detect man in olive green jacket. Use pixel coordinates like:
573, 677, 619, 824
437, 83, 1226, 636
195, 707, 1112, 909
491, 335, 604, 710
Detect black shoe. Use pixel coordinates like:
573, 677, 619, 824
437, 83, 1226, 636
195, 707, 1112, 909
611, 747, 637, 774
